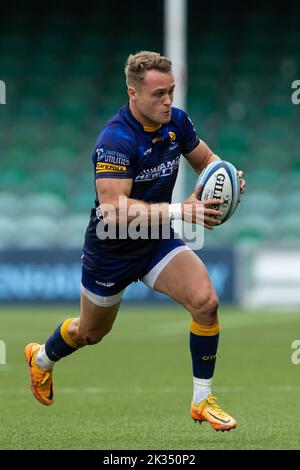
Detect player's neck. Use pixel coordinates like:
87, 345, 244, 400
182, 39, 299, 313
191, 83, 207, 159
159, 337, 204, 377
129, 102, 161, 131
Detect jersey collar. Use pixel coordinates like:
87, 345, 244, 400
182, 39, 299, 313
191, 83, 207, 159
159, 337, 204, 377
122, 103, 165, 134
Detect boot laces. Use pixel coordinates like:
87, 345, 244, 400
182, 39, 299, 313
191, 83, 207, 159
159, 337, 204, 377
39, 372, 51, 386
206, 396, 228, 418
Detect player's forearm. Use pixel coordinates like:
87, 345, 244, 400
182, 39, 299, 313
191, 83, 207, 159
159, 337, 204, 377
101, 195, 171, 225
198, 152, 220, 173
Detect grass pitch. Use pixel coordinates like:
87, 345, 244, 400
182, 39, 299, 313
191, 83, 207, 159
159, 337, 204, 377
0, 305, 299, 450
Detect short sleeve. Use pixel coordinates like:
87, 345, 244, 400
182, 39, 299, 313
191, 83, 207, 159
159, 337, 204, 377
180, 112, 200, 155
93, 126, 135, 179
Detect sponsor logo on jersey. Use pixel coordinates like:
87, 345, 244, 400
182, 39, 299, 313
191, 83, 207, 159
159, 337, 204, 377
96, 162, 127, 173
169, 142, 179, 151
135, 156, 180, 181
143, 147, 152, 156
96, 148, 130, 166
151, 136, 165, 144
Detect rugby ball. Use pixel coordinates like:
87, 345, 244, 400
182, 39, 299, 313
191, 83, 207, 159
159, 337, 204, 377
195, 160, 240, 224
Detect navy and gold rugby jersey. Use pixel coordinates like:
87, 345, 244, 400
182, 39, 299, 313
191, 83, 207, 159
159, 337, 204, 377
83, 104, 199, 267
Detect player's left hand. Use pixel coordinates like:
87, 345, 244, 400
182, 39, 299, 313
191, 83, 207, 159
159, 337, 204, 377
237, 170, 246, 194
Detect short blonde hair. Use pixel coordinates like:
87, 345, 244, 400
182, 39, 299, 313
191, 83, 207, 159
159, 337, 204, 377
125, 51, 172, 87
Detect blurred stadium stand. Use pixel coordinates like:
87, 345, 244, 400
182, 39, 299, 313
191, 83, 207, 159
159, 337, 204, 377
186, 1, 300, 246
0, 0, 300, 249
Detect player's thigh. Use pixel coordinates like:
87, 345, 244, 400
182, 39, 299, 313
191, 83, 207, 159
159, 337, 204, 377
79, 292, 121, 337
153, 249, 217, 310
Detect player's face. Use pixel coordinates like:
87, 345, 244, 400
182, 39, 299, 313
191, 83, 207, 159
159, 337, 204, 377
130, 70, 175, 126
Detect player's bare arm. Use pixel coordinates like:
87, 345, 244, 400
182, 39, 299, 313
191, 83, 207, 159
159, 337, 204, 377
185, 139, 246, 194
96, 178, 223, 228
96, 178, 169, 224
185, 139, 220, 174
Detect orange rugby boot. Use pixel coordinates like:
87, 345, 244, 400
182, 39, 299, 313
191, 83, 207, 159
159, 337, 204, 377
24, 343, 54, 406
191, 396, 237, 431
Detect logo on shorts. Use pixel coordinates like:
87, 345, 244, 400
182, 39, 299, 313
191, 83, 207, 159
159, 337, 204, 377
95, 280, 115, 287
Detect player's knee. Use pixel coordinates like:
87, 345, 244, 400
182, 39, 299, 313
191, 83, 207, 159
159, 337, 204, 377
188, 290, 219, 322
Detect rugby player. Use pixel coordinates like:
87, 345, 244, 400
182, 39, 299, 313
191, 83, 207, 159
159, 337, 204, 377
25, 51, 245, 431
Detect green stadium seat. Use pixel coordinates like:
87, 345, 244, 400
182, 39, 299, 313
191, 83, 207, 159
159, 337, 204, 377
270, 215, 300, 244
0, 169, 29, 192
278, 171, 300, 192
72, 53, 102, 74
24, 193, 66, 218
29, 171, 70, 198
59, 79, 97, 102
78, 33, 109, 55
245, 169, 281, 192
30, 53, 66, 78
0, 215, 16, 248
0, 33, 31, 54
238, 191, 279, 217
228, 77, 263, 102
39, 146, 77, 172
1, 146, 36, 172
15, 215, 59, 248
188, 77, 217, 101
18, 98, 50, 119
189, 55, 225, 75
0, 55, 22, 78
279, 192, 300, 214
292, 160, 300, 172
199, 35, 229, 56
22, 78, 55, 100
232, 214, 272, 244
0, 193, 19, 217
187, 100, 216, 121
235, 54, 268, 76
252, 145, 289, 172
48, 123, 80, 149
10, 121, 48, 148
215, 149, 248, 170
217, 124, 249, 154
257, 120, 292, 143
203, 220, 236, 247
38, 33, 69, 54
225, 100, 256, 122
55, 99, 87, 124
57, 215, 88, 248
69, 191, 95, 214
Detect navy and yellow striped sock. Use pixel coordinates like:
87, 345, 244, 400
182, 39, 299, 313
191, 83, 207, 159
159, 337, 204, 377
45, 318, 80, 362
189, 320, 220, 379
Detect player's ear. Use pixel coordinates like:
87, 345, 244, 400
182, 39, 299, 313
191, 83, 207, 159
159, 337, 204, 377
128, 86, 137, 100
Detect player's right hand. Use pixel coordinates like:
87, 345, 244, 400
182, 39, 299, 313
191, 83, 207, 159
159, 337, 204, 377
182, 185, 224, 230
